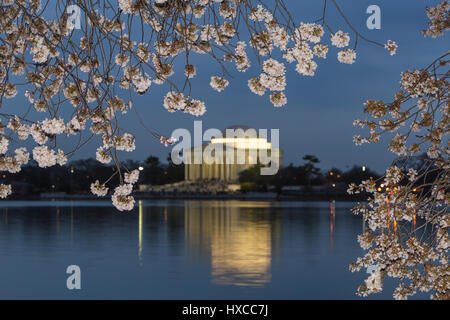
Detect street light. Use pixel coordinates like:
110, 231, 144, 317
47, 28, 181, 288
138, 166, 144, 171
362, 166, 366, 172
69, 168, 74, 194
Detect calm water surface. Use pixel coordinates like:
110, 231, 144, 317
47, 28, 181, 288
0, 200, 411, 299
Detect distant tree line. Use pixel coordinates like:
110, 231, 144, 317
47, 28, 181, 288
5, 153, 385, 196
6, 154, 184, 195
239, 154, 380, 192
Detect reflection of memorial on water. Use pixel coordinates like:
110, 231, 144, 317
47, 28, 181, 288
0, 200, 399, 299
184, 201, 282, 287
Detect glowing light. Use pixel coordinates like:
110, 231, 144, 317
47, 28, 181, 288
210, 138, 271, 149
413, 188, 417, 192
362, 166, 366, 172
329, 172, 334, 176
138, 166, 144, 171
332, 183, 336, 187
378, 187, 382, 192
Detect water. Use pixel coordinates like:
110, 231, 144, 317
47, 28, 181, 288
0, 200, 406, 299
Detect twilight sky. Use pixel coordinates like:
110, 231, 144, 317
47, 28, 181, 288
4, 0, 449, 173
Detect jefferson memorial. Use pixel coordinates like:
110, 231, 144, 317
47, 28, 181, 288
184, 126, 282, 183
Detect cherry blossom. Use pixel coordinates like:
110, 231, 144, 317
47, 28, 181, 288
350, 3, 449, 298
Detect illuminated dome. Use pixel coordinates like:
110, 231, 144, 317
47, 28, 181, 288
214, 125, 271, 149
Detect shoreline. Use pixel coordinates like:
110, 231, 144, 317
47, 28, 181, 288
3, 192, 367, 202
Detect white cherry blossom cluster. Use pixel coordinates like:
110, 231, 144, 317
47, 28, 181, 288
111, 183, 135, 212
163, 91, 206, 116
0, 184, 12, 199
124, 169, 140, 184
210, 76, 229, 92
90, 168, 140, 211
384, 40, 398, 56
331, 30, 350, 48
32, 146, 67, 168
422, 1, 450, 38
90, 180, 109, 197
160, 136, 177, 146
337, 49, 356, 64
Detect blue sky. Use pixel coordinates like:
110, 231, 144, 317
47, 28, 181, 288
4, 1, 448, 173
